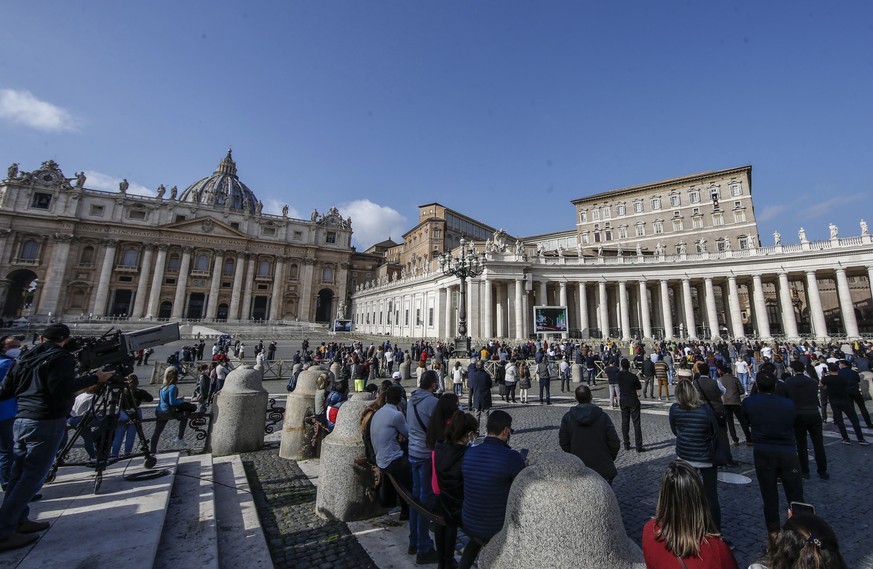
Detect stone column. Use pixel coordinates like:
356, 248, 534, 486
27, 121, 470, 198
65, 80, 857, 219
638, 281, 652, 340
269, 256, 285, 320
559, 281, 568, 339
240, 256, 257, 321
751, 274, 771, 339
494, 283, 504, 339
726, 276, 744, 339
298, 258, 315, 321
522, 291, 530, 338
146, 244, 168, 319
578, 282, 589, 338
598, 281, 609, 339
538, 280, 548, 305
514, 278, 524, 340
130, 245, 155, 318
681, 278, 697, 340
206, 251, 225, 320
483, 275, 493, 339
618, 281, 631, 341
37, 234, 73, 316
228, 253, 247, 321
444, 285, 454, 338
805, 271, 828, 339
704, 277, 720, 340
777, 273, 799, 339
659, 280, 674, 339
92, 240, 118, 316
170, 247, 193, 319
835, 268, 860, 338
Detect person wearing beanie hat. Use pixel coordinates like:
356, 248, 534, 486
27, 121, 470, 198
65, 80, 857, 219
0, 322, 113, 551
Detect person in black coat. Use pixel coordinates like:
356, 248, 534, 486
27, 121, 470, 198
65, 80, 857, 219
784, 361, 829, 480
433, 412, 479, 569
616, 358, 645, 452
559, 385, 620, 484
469, 360, 493, 428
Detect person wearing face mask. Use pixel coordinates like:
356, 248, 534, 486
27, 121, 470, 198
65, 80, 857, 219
0, 336, 22, 491
0, 324, 112, 552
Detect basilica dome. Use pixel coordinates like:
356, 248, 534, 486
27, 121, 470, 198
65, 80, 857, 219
178, 149, 259, 214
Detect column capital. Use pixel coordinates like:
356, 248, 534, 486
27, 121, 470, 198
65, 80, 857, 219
52, 233, 74, 242
182, 246, 194, 254
157, 243, 169, 251
102, 238, 119, 247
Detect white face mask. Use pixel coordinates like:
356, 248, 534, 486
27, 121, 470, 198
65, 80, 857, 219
5, 348, 21, 358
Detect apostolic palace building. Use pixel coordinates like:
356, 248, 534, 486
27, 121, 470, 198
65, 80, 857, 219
1, 157, 871, 342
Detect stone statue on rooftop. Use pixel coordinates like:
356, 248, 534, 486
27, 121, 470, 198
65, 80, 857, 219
799, 227, 807, 242
829, 223, 838, 239
170, 186, 177, 200
256, 200, 263, 215
156, 184, 165, 199
282, 204, 289, 217
635, 243, 642, 256
862, 219, 869, 236
655, 242, 664, 256
678, 242, 686, 254
75, 171, 86, 188
311, 209, 319, 222
773, 231, 781, 246
7, 163, 18, 179
119, 178, 129, 194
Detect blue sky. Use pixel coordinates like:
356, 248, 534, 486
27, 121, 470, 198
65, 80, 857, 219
1, 1, 871, 249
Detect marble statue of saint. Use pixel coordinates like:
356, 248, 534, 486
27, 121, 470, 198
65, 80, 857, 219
616, 242, 623, 255
484, 238, 494, 253
170, 186, 177, 200
282, 204, 289, 217
829, 223, 838, 239
635, 243, 642, 256
748, 235, 757, 248
557, 245, 564, 258
537, 244, 545, 258
256, 200, 263, 215
119, 178, 129, 194
336, 301, 347, 320
597, 245, 603, 257
698, 239, 707, 253
655, 242, 664, 256
515, 239, 524, 256
7, 163, 18, 179
799, 227, 807, 242
773, 231, 781, 246
678, 242, 687, 254
311, 209, 319, 222
576, 242, 583, 257
862, 219, 869, 236
156, 184, 165, 199
75, 171, 86, 188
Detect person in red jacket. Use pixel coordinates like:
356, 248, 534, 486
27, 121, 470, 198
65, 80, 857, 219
643, 460, 738, 569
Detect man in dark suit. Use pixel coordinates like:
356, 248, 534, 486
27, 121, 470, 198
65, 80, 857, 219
785, 361, 829, 480
469, 360, 493, 429
616, 358, 645, 452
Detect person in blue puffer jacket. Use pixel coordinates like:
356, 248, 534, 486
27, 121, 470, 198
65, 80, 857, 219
0, 336, 22, 490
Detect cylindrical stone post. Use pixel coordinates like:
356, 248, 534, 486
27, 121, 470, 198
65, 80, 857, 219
330, 361, 343, 383
315, 398, 385, 521
211, 365, 269, 457
862, 371, 873, 401
279, 365, 328, 460
571, 363, 583, 384
400, 359, 411, 380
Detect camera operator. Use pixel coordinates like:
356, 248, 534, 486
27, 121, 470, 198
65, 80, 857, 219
0, 323, 112, 552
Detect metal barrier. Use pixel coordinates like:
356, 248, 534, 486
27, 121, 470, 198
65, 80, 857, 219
265, 398, 286, 434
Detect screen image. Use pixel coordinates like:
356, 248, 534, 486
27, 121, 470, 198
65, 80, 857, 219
533, 306, 568, 333
334, 319, 352, 332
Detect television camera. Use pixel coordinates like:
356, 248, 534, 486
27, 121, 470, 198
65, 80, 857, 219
70, 322, 181, 379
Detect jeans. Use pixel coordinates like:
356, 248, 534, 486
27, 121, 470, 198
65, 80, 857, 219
586, 368, 596, 385
642, 375, 654, 398
0, 417, 13, 490
795, 413, 827, 475
608, 384, 620, 406
539, 379, 551, 404
697, 465, 721, 532
753, 449, 804, 533
620, 403, 643, 450
560, 371, 571, 392
738, 373, 750, 392
112, 409, 142, 457
0, 418, 66, 539
67, 415, 97, 459
409, 456, 436, 554
453, 383, 463, 397
149, 408, 190, 454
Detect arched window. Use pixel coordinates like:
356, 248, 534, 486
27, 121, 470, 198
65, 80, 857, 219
121, 247, 138, 267
195, 254, 209, 272
258, 259, 271, 277
20, 240, 38, 261
322, 267, 334, 283
223, 258, 234, 276
79, 245, 95, 265
288, 264, 299, 280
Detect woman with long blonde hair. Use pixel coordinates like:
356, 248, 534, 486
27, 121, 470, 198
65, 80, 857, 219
642, 460, 737, 568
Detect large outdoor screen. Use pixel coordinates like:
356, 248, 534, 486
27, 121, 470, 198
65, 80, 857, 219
334, 319, 352, 332
533, 306, 568, 333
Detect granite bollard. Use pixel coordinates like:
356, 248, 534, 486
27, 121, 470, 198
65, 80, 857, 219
478, 452, 645, 569
315, 397, 385, 521
862, 371, 872, 401
279, 365, 328, 460
400, 358, 411, 380
571, 363, 583, 384
211, 365, 269, 457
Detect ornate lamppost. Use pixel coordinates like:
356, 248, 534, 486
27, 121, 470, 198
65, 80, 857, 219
439, 238, 484, 356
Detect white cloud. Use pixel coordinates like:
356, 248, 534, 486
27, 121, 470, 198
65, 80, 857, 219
83, 170, 153, 197
336, 199, 407, 250
263, 197, 303, 219
757, 204, 788, 222
0, 89, 78, 132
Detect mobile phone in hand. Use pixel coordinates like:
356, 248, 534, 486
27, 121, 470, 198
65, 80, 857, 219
790, 501, 815, 516
519, 448, 529, 461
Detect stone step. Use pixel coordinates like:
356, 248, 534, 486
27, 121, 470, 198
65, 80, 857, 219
0, 453, 180, 569
212, 455, 274, 569
153, 453, 219, 569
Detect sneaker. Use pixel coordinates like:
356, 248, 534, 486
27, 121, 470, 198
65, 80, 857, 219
858, 440, 870, 446
0, 532, 38, 552
636, 447, 647, 453
17, 519, 50, 534
841, 439, 852, 445
415, 549, 439, 564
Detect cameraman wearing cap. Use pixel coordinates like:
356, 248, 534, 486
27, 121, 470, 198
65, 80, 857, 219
0, 323, 112, 552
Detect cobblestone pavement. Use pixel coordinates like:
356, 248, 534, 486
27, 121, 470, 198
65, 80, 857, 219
240, 442, 379, 569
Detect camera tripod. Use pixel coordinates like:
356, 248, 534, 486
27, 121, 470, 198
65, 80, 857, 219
46, 377, 159, 494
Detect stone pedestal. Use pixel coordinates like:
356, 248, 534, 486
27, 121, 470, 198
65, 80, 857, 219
279, 365, 328, 460
315, 398, 385, 521
400, 359, 411, 380
291, 362, 303, 377
479, 452, 644, 569
571, 363, 583, 384
211, 365, 268, 457
330, 361, 342, 383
